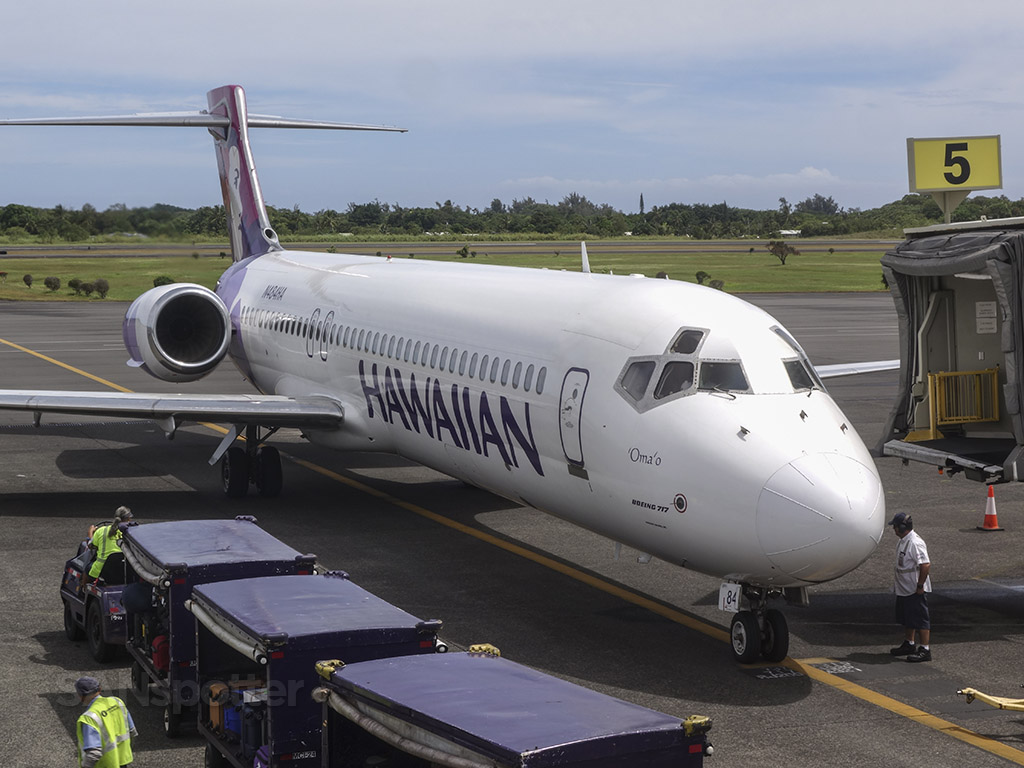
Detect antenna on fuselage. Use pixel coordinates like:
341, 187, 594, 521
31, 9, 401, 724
581, 241, 591, 274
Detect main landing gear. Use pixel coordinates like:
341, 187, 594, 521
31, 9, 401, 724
220, 425, 283, 498
729, 585, 792, 664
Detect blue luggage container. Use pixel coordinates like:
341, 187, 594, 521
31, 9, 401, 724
188, 572, 442, 768
315, 650, 714, 767
119, 516, 316, 736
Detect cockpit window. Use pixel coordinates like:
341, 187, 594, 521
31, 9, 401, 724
621, 360, 656, 401
670, 329, 704, 354
772, 326, 825, 390
654, 361, 695, 399
784, 359, 815, 391
698, 362, 748, 392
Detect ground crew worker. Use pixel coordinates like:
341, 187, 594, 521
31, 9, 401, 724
74, 676, 137, 767
888, 511, 932, 662
87, 506, 133, 582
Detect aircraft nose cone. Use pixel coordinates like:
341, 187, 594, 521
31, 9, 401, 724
756, 452, 884, 582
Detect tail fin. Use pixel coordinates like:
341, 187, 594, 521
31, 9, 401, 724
0, 85, 406, 263
206, 85, 279, 261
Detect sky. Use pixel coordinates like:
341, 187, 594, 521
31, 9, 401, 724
3, 0, 1024, 216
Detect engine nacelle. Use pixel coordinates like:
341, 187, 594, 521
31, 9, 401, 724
123, 283, 232, 382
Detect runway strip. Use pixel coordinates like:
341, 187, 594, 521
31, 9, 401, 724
4, 331, 1023, 766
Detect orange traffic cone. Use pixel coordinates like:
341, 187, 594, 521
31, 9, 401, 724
978, 485, 1005, 531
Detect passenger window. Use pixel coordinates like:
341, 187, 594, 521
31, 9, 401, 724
458, 351, 468, 376
501, 359, 511, 386
479, 355, 489, 381
358, 329, 366, 350
621, 361, 656, 400
449, 348, 459, 374
512, 362, 522, 388
671, 330, 704, 354
372, 332, 380, 355
784, 359, 815, 391
654, 361, 695, 399
699, 362, 748, 392
536, 367, 547, 395
439, 346, 449, 370
413, 340, 421, 363
524, 364, 535, 392
388, 336, 396, 358
469, 352, 478, 378
421, 343, 430, 366
489, 357, 500, 383
430, 345, 439, 369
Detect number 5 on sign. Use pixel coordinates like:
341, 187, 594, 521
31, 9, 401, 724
907, 135, 1002, 193
718, 582, 741, 613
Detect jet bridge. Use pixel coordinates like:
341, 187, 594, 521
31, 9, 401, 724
879, 218, 1024, 483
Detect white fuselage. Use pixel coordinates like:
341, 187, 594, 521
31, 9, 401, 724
221, 250, 885, 588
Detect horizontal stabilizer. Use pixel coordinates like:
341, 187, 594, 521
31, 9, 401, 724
0, 111, 406, 132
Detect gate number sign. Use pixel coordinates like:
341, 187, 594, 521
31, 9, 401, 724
907, 135, 1002, 193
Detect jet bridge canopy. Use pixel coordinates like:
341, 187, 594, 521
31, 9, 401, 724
879, 218, 1024, 482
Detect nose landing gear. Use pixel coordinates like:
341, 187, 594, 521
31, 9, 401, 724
728, 586, 790, 664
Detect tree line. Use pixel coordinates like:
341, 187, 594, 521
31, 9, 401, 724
2, 192, 1024, 242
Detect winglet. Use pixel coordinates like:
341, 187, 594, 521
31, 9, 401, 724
581, 241, 591, 274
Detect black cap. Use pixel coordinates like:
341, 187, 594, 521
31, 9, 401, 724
889, 512, 909, 528
74, 676, 100, 697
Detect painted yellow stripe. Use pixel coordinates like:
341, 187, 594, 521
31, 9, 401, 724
787, 658, 1024, 765
0, 336, 231, 434
289, 456, 730, 643
7, 336, 1022, 763
0, 338, 133, 391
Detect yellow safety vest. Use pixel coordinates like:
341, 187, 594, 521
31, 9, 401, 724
76, 695, 133, 767
88, 525, 123, 579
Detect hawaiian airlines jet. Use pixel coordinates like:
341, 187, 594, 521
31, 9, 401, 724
0, 85, 885, 662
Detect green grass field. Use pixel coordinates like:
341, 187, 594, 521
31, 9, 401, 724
0, 243, 889, 302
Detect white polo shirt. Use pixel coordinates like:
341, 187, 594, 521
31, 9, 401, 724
894, 530, 931, 597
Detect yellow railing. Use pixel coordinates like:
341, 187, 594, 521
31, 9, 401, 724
910, 367, 1000, 441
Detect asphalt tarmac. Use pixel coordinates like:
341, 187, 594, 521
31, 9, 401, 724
4, 295, 1024, 767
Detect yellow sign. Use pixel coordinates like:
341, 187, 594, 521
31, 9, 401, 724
907, 136, 1002, 193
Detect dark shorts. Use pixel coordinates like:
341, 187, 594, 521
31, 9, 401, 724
895, 593, 930, 630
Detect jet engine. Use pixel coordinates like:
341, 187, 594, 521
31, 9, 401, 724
123, 284, 232, 382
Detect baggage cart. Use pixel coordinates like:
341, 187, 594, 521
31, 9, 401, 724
119, 516, 316, 736
187, 571, 442, 768
314, 649, 714, 767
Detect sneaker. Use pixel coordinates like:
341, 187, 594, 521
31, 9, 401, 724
890, 640, 916, 656
906, 646, 932, 663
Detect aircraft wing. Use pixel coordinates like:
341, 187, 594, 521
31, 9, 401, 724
815, 360, 900, 379
0, 390, 344, 428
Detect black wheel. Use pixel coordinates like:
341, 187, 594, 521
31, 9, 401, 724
255, 445, 283, 497
205, 742, 228, 768
63, 602, 84, 641
221, 445, 249, 498
131, 660, 148, 697
163, 703, 182, 738
761, 609, 790, 663
730, 610, 761, 664
86, 601, 115, 663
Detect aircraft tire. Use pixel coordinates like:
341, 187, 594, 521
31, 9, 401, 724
221, 446, 249, 498
255, 446, 283, 498
761, 609, 789, 662
730, 610, 761, 663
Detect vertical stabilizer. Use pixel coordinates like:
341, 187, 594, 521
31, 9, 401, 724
206, 85, 281, 261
